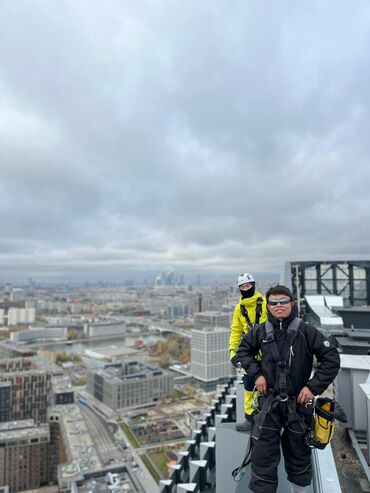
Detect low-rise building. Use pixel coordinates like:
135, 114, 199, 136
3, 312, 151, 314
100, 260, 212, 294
87, 362, 174, 410
51, 376, 74, 406
10, 326, 68, 343
83, 321, 126, 338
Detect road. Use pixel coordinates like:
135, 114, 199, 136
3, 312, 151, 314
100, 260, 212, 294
115, 418, 159, 493
78, 400, 158, 493
77, 401, 124, 465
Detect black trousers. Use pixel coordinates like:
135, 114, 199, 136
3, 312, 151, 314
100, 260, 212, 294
249, 400, 312, 493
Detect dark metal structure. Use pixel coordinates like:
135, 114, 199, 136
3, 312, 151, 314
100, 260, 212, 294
283, 260, 370, 307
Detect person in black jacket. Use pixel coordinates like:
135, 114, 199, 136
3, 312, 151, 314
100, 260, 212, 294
236, 285, 340, 493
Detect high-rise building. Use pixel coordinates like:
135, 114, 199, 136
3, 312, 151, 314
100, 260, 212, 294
194, 311, 231, 330
7, 307, 36, 326
0, 383, 10, 422
0, 420, 50, 492
0, 358, 52, 423
9, 288, 25, 302
191, 327, 231, 386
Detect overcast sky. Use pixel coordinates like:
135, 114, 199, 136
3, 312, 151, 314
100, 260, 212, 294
0, 1, 370, 282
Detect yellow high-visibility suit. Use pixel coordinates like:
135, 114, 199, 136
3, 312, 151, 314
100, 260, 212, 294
229, 291, 267, 415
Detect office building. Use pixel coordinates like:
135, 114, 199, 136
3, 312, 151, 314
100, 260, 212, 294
10, 326, 68, 343
51, 376, 74, 406
194, 311, 231, 330
87, 361, 174, 410
191, 327, 231, 386
83, 321, 126, 337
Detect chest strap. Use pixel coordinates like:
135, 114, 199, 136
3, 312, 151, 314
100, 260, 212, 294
265, 317, 302, 399
240, 297, 263, 330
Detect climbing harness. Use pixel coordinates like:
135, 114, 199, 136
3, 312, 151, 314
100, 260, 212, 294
240, 297, 264, 330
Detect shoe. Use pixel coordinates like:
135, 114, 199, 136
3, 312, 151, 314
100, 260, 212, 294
236, 420, 252, 432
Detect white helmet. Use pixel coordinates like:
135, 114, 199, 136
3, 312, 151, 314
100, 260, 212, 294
238, 273, 255, 286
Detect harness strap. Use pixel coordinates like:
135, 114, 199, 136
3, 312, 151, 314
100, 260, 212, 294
265, 318, 302, 398
255, 297, 263, 325
251, 391, 276, 441
240, 304, 253, 330
252, 318, 304, 439
231, 434, 253, 481
240, 297, 264, 330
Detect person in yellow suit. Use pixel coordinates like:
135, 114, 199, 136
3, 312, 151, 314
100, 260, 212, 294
229, 273, 268, 431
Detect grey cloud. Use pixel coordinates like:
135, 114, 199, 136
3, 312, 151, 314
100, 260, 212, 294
0, 1, 370, 281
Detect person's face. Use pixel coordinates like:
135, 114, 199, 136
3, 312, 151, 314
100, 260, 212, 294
267, 294, 294, 320
240, 282, 253, 291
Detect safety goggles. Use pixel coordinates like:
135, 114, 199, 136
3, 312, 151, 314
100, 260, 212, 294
267, 298, 292, 306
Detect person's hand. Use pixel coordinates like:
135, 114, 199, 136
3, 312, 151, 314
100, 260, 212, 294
297, 386, 314, 404
230, 355, 239, 367
255, 375, 267, 395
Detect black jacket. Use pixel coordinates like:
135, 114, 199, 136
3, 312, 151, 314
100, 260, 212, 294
236, 312, 340, 397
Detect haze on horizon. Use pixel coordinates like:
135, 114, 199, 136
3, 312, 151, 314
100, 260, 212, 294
0, 1, 370, 283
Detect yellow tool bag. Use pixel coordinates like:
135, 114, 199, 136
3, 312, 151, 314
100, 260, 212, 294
307, 397, 347, 449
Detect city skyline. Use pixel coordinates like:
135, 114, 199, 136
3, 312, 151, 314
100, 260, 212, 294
1, 2, 370, 281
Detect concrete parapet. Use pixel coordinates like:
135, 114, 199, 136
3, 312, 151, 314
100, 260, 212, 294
189, 460, 208, 490
200, 442, 215, 468
176, 483, 198, 492
159, 479, 173, 493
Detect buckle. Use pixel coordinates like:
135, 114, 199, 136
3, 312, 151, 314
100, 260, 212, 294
277, 394, 289, 402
